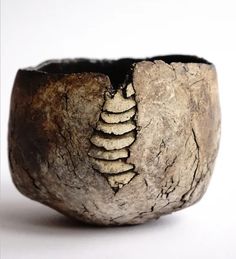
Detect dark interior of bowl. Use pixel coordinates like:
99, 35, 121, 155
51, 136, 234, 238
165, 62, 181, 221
35, 55, 211, 87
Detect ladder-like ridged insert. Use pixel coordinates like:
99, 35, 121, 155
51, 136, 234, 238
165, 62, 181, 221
88, 83, 137, 192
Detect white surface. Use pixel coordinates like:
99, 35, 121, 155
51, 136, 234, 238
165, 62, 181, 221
1, 0, 236, 258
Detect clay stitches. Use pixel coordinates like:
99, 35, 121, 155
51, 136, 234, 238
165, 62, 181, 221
88, 83, 138, 192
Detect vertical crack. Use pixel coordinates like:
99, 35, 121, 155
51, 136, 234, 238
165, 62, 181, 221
180, 128, 200, 203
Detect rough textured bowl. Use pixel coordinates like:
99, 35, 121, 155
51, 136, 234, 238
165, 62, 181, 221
8, 55, 221, 226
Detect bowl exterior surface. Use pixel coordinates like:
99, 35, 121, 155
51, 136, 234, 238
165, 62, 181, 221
9, 60, 221, 225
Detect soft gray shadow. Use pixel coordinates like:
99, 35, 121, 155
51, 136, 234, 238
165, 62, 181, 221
1, 188, 181, 236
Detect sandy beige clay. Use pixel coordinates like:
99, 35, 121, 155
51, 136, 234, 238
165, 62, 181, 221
8, 56, 221, 225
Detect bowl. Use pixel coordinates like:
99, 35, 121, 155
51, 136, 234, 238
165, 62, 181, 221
8, 55, 221, 225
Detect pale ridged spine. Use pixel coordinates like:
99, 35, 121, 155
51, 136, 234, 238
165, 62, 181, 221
88, 83, 137, 191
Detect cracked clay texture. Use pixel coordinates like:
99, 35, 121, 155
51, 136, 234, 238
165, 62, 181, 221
8, 58, 221, 225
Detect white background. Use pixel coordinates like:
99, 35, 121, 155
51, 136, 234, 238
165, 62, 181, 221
1, 0, 236, 258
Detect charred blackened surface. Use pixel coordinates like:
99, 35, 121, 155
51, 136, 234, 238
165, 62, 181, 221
9, 71, 53, 198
